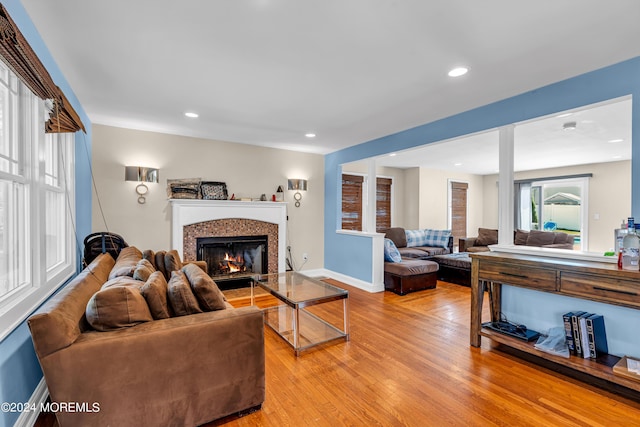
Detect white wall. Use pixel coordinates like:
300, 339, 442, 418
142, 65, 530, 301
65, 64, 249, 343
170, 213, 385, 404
482, 160, 631, 252
91, 125, 325, 270
417, 168, 484, 233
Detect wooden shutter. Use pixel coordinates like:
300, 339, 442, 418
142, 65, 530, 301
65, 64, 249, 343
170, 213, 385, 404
342, 174, 363, 231
451, 182, 468, 244
376, 178, 392, 232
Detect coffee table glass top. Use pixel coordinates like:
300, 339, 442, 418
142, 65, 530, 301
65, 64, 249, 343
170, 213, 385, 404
253, 272, 348, 307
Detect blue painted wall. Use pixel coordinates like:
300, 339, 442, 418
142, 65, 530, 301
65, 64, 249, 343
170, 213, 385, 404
0, 2, 91, 426
324, 56, 640, 355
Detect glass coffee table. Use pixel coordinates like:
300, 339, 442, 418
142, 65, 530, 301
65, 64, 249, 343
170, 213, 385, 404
252, 272, 350, 356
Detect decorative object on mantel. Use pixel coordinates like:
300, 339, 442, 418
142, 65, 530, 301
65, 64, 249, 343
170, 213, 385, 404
125, 166, 159, 204
260, 194, 267, 201
201, 181, 228, 200
276, 185, 285, 202
288, 178, 308, 208
167, 178, 201, 199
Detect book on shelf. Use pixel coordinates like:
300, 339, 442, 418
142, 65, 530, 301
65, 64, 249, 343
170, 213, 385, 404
578, 313, 592, 359
571, 311, 587, 356
586, 313, 608, 359
562, 312, 575, 353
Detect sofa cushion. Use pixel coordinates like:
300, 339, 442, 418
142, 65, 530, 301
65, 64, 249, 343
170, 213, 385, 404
467, 246, 491, 253
142, 249, 156, 269
385, 227, 407, 248
140, 271, 172, 319
108, 246, 143, 280
514, 229, 529, 245
405, 229, 428, 247
86, 286, 153, 331
423, 229, 452, 248
553, 232, 570, 244
167, 270, 203, 316
182, 263, 226, 311
526, 230, 556, 246
133, 259, 156, 282
383, 238, 402, 263
474, 228, 498, 246
384, 259, 439, 276
165, 249, 183, 276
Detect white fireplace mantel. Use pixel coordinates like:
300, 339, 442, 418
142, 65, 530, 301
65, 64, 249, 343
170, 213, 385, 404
170, 200, 287, 272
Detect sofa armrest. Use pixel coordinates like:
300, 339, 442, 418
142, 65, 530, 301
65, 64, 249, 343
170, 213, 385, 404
39, 306, 265, 426
459, 237, 477, 253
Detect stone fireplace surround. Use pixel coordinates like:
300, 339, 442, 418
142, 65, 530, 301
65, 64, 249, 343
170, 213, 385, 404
170, 200, 287, 273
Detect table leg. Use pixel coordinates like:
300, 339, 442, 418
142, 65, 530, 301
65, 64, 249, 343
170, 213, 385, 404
343, 297, 350, 341
470, 258, 483, 347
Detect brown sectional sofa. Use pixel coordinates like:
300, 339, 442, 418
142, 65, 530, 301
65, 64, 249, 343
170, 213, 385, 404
385, 227, 453, 259
459, 227, 575, 252
28, 251, 265, 427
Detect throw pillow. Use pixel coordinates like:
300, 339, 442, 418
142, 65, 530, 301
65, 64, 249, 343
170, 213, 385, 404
526, 230, 556, 247
182, 263, 226, 311
164, 249, 183, 277
474, 228, 498, 246
423, 229, 452, 248
154, 250, 167, 279
405, 229, 428, 247
142, 249, 156, 269
553, 232, 569, 244
101, 276, 144, 290
108, 246, 143, 280
86, 286, 153, 331
167, 270, 203, 316
141, 271, 172, 319
383, 238, 402, 263
133, 259, 156, 282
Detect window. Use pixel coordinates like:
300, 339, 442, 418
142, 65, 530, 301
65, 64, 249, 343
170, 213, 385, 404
341, 174, 392, 232
0, 60, 75, 337
342, 174, 363, 231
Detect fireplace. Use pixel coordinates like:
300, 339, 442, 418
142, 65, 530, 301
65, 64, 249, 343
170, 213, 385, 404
197, 235, 268, 280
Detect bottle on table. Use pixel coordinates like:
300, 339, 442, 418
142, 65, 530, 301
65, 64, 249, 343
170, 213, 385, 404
621, 217, 640, 270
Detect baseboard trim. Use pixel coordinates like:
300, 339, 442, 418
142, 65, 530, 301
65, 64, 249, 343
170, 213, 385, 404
301, 268, 384, 293
14, 377, 48, 427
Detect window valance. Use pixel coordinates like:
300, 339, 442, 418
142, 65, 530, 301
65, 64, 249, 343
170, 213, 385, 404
0, 3, 85, 133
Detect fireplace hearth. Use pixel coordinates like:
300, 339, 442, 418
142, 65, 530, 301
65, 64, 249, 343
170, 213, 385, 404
197, 235, 268, 289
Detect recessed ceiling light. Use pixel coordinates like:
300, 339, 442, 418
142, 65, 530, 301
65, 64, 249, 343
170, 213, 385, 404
448, 67, 468, 77
612, 155, 622, 159
608, 139, 624, 143
454, 162, 462, 166
305, 133, 316, 138
389, 153, 397, 157
185, 112, 198, 118
557, 113, 572, 118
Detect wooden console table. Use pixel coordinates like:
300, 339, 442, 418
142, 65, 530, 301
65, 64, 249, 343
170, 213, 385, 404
470, 251, 640, 393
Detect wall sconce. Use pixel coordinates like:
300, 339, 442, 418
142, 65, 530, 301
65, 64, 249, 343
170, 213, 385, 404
287, 179, 308, 207
125, 166, 159, 204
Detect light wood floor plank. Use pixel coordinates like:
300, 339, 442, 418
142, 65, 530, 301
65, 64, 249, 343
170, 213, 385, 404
208, 281, 640, 427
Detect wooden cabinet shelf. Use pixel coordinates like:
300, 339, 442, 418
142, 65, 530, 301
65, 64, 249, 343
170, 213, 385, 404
470, 252, 640, 394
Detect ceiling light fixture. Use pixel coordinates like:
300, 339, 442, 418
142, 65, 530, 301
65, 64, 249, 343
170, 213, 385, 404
389, 153, 397, 157
305, 133, 316, 138
185, 112, 199, 118
608, 139, 624, 143
557, 113, 572, 118
454, 162, 462, 166
563, 121, 577, 131
448, 67, 468, 77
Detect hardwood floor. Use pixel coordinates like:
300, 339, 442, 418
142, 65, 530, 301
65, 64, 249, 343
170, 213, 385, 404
36, 281, 640, 426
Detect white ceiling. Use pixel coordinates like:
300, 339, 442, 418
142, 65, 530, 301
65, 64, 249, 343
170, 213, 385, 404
375, 97, 632, 174
22, 1, 640, 156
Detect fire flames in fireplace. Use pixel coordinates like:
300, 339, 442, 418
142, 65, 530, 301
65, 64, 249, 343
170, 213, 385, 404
222, 252, 245, 273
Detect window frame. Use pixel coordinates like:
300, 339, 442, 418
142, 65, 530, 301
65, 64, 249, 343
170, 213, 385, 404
0, 63, 76, 342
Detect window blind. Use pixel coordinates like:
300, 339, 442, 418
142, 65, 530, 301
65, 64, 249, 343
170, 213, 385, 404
0, 4, 85, 133
342, 174, 363, 231
376, 177, 392, 232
